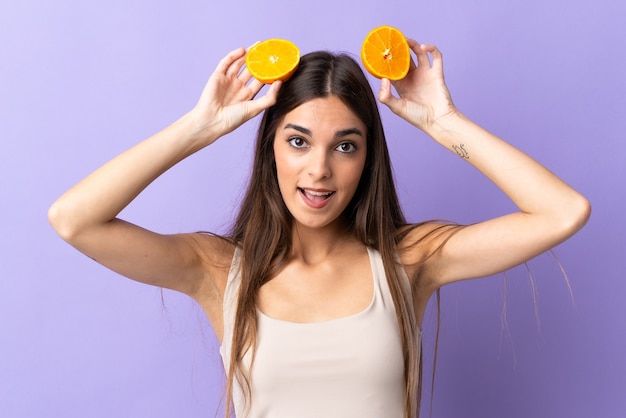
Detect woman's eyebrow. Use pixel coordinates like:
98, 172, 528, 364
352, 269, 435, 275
334, 128, 364, 139
284, 124, 364, 139
284, 123, 312, 136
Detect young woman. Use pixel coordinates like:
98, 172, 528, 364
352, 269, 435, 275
48, 38, 590, 418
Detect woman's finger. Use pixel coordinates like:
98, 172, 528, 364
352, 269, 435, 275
246, 80, 281, 116
238, 67, 254, 86
407, 38, 430, 69
378, 78, 403, 114
421, 44, 443, 73
216, 47, 246, 75
245, 78, 265, 100
226, 54, 247, 78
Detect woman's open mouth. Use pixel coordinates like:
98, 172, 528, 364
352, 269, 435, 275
299, 188, 335, 208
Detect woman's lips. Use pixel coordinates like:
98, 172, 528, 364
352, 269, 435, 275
299, 188, 335, 209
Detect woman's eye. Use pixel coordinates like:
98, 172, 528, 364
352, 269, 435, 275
336, 142, 356, 153
288, 137, 307, 148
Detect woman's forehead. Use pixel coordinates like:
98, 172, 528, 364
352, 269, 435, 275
280, 97, 366, 134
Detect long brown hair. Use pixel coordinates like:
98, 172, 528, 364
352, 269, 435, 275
226, 51, 422, 417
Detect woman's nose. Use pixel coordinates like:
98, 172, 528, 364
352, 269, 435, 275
307, 150, 331, 180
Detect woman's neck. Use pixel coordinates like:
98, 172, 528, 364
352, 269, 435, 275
289, 221, 356, 265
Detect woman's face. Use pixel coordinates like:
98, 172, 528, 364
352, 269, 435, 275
273, 96, 367, 232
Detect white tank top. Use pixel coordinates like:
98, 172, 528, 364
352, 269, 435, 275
220, 247, 418, 418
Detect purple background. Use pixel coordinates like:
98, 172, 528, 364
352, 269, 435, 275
1, 0, 624, 417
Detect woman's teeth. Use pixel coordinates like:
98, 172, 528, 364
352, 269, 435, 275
300, 188, 334, 202
305, 189, 333, 196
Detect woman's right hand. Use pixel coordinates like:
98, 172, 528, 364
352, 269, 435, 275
189, 46, 282, 145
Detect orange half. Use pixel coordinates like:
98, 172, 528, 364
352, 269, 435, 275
245, 39, 300, 84
361, 26, 410, 80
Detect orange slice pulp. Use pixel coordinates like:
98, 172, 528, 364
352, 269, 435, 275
245, 39, 300, 84
360, 26, 410, 80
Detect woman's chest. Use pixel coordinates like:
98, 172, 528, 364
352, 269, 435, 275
245, 306, 405, 416
257, 252, 374, 323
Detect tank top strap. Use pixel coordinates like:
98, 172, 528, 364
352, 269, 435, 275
366, 247, 395, 312
220, 246, 242, 364
368, 246, 422, 336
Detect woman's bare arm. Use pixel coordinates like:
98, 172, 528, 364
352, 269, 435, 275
48, 48, 281, 300
380, 40, 590, 295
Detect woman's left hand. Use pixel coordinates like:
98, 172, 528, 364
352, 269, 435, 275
378, 40, 457, 133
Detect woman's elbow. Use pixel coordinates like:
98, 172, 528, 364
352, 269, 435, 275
560, 192, 592, 237
47, 199, 79, 242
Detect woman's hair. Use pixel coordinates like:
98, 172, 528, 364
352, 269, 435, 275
225, 51, 424, 417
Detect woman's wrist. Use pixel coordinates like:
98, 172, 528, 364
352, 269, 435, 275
173, 110, 223, 152
422, 110, 468, 146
